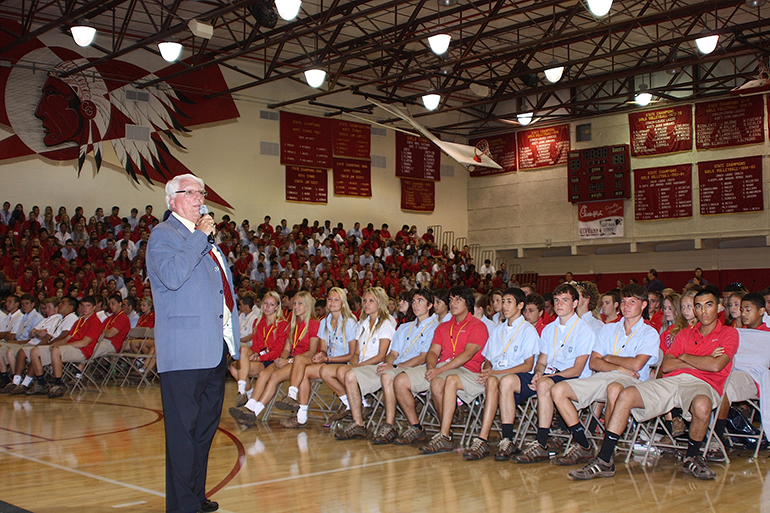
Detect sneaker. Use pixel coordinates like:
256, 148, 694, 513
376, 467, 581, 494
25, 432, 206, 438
568, 456, 616, 480
372, 423, 398, 445
555, 443, 594, 466
0, 382, 16, 394
235, 393, 248, 408
394, 425, 427, 445
229, 406, 257, 428
671, 417, 686, 438
463, 437, 490, 460
705, 438, 727, 463
329, 405, 351, 422
682, 455, 716, 480
26, 382, 49, 395
513, 440, 551, 464
47, 385, 66, 398
279, 415, 307, 429
419, 433, 454, 454
334, 422, 367, 440
275, 396, 300, 412
494, 438, 518, 461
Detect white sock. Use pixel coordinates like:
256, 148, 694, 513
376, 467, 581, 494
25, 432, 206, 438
237, 380, 247, 395
246, 387, 254, 399
12, 375, 22, 386
297, 404, 309, 424
288, 386, 298, 400
245, 399, 266, 417
21, 376, 33, 387
362, 396, 370, 408
339, 395, 350, 408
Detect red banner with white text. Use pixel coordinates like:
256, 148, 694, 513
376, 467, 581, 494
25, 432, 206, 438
629, 106, 692, 157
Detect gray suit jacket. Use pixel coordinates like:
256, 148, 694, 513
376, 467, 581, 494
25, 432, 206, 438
147, 214, 239, 373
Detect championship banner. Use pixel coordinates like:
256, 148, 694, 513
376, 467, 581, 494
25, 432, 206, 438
695, 96, 765, 150
280, 111, 333, 168
468, 133, 517, 176
395, 131, 441, 181
401, 178, 435, 212
332, 119, 371, 159
333, 158, 372, 197
629, 106, 692, 157
634, 164, 693, 220
285, 166, 328, 204
699, 156, 764, 215
577, 200, 624, 239
516, 124, 570, 170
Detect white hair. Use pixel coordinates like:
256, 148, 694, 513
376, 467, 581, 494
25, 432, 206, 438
165, 174, 204, 208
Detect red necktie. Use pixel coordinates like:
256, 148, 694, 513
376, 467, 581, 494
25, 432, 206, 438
210, 250, 235, 312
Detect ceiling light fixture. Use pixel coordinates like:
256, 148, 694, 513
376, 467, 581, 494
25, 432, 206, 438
275, 0, 302, 21
544, 59, 564, 83
304, 69, 326, 88
517, 112, 533, 125
635, 84, 653, 106
422, 94, 441, 110
695, 32, 719, 54
188, 19, 214, 39
587, 0, 613, 17
71, 19, 96, 47
158, 40, 183, 62
428, 34, 451, 55
745, 0, 766, 7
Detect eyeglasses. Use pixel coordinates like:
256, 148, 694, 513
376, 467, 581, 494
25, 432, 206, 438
175, 189, 207, 198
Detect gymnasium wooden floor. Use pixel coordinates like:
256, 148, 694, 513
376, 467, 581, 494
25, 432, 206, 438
1, 382, 767, 513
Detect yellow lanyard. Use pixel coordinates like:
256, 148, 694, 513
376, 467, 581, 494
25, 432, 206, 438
261, 321, 276, 350
327, 314, 342, 354
553, 318, 578, 360
292, 322, 307, 351
612, 323, 637, 355
501, 317, 525, 357
105, 310, 125, 330
70, 316, 88, 339
450, 317, 472, 357
402, 318, 436, 357
360, 317, 378, 354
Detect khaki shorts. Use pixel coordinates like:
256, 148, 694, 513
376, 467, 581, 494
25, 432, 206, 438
630, 374, 721, 422
725, 370, 758, 403
352, 365, 384, 396
565, 372, 642, 410
31, 345, 53, 367
396, 362, 448, 395
59, 345, 86, 364
442, 367, 485, 404
93, 340, 114, 359
1, 342, 26, 362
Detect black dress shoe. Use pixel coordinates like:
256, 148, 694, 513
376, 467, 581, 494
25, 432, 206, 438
200, 499, 219, 512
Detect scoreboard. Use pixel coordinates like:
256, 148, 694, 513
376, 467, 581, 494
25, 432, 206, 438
567, 144, 631, 203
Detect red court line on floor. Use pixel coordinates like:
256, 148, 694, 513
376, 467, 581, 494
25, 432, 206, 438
207, 426, 246, 496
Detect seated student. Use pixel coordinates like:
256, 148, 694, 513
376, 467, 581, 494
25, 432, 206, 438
542, 292, 556, 325
93, 293, 132, 357
122, 296, 140, 328
329, 287, 397, 439
1, 297, 61, 394
601, 290, 621, 324
569, 288, 737, 481
0, 294, 43, 385
463, 288, 539, 460
523, 293, 547, 335
229, 291, 319, 427
29, 295, 104, 398
276, 287, 358, 428
490, 289, 504, 324
495, 284, 595, 461
704, 292, 770, 461
394, 286, 487, 452
646, 290, 664, 333
432, 288, 452, 323
228, 291, 289, 407
238, 295, 260, 344
725, 291, 746, 328
544, 284, 658, 465
660, 293, 686, 354
575, 282, 604, 335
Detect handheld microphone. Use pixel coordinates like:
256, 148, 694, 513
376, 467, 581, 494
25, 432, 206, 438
198, 205, 216, 244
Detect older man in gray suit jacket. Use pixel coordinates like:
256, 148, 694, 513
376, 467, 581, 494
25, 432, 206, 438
147, 174, 239, 513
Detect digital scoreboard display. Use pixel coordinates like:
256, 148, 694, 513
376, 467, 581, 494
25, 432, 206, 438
567, 144, 631, 203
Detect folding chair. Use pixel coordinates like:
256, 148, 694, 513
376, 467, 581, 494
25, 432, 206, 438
63, 347, 103, 394
307, 378, 340, 421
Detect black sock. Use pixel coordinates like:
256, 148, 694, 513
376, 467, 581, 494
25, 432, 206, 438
477, 436, 488, 442
502, 423, 514, 441
412, 423, 423, 430
714, 419, 727, 441
54, 377, 63, 386
37, 376, 46, 386
0, 372, 9, 385
598, 431, 620, 463
569, 423, 590, 450
537, 427, 550, 449
588, 417, 601, 433
686, 438, 703, 458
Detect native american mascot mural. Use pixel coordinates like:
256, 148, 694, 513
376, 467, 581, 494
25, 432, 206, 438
0, 19, 238, 207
